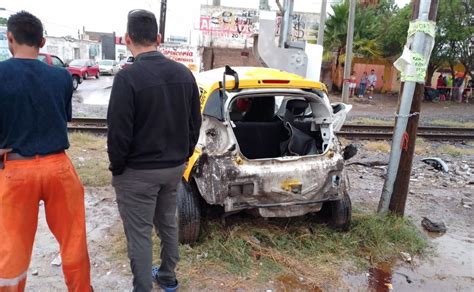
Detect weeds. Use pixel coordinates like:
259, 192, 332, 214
110, 211, 428, 289
348, 118, 394, 126
436, 145, 474, 157
67, 132, 110, 187
429, 119, 474, 128
364, 141, 391, 153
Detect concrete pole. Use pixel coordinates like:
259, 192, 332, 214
378, 0, 434, 213
259, 0, 270, 10
317, 0, 328, 46
159, 0, 167, 42
212, 0, 221, 6
388, 0, 439, 215
279, 0, 291, 48
341, 0, 356, 103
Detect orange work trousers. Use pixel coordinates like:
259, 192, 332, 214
0, 153, 91, 291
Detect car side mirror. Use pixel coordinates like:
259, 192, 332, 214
64, 63, 69, 67
87, 65, 92, 68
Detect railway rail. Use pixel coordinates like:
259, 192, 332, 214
69, 118, 474, 141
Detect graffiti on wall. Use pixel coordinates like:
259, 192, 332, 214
200, 5, 317, 43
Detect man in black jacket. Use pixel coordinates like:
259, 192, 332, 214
107, 9, 201, 291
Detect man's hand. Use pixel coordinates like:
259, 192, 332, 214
0, 149, 12, 156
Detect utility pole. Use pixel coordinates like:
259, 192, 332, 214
159, 0, 167, 43
387, 0, 439, 215
259, 0, 270, 10
279, 0, 291, 48
341, 0, 356, 103
212, 0, 221, 5
317, 0, 328, 46
378, 0, 438, 213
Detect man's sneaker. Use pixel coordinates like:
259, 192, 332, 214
152, 266, 179, 292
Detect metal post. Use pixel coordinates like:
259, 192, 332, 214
212, 0, 221, 6
341, 0, 356, 103
317, 0, 328, 46
159, 0, 167, 42
259, 0, 270, 10
279, 0, 291, 48
378, 0, 434, 213
389, 0, 439, 215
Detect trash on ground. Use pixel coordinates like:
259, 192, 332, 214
421, 217, 447, 233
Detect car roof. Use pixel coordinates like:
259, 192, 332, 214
196, 67, 327, 93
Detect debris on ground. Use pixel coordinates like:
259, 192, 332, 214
421, 217, 447, 233
51, 255, 62, 267
399, 252, 412, 263
421, 157, 449, 173
32, 270, 39, 276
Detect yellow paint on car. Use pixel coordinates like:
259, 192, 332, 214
183, 148, 202, 181
281, 179, 302, 192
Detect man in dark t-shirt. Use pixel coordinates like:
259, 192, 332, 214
0, 11, 91, 290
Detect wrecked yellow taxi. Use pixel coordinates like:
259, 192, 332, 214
178, 66, 355, 243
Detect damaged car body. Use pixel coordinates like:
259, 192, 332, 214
178, 66, 355, 243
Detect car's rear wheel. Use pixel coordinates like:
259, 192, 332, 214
72, 76, 79, 91
84, 72, 89, 79
177, 179, 201, 244
325, 191, 352, 231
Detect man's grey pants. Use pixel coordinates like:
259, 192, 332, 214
112, 165, 185, 291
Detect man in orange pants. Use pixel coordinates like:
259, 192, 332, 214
0, 11, 91, 291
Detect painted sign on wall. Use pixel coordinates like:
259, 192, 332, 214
159, 45, 201, 73
199, 5, 318, 48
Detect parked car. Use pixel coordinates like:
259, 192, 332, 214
177, 66, 356, 243
37, 53, 82, 90
68, 59, 100, 80
119, 56, 134, 69
98, 59, 121, 75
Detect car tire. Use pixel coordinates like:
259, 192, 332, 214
84, 72, 89, 80
327, 191, 352, 231
72, 76, 79, 91
95, 72, 100, 79
177, 179, 201, 244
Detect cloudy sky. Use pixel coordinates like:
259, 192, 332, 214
0, 0, 411, 39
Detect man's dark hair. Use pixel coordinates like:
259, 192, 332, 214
7, 11, 43, 48
127, 9, 158, 46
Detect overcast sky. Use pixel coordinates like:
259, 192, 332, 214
0, 0, 412, 39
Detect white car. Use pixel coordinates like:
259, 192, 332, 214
98, 59, 121, 75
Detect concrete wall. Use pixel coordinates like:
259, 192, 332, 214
40, 37, 101, 63
202, 47, 261, 71
199, 5, 319, 49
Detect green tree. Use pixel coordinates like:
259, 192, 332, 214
379, 5, 412, 58
0, 17, 7, 26
427, 0, 474, 84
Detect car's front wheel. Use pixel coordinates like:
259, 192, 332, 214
177, 179, 201, 244
72, 76, 80, 90
83, 72, 89, 80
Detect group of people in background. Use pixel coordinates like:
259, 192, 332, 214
436, 73, 473, 103
349, 69, 377, 100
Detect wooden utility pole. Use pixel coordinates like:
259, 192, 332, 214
388, 0, 439, 215
159, 0, 167, 42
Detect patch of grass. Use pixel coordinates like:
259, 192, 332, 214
108, 211, 428, 289
67, 132, 110, 187
364, 141, 391, 153
429, 119, 474, 128
415, 138, 432, 155
435, 145, 474, 157
349, 118, 394, 126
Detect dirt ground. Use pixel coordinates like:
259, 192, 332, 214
25, 147, 473, 291
23, 88, 473, 291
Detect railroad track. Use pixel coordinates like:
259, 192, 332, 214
69, 118, 474, 140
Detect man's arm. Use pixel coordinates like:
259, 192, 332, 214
107, 74, 135, 176
188, 81, 202, 158
65, 73, 73, 122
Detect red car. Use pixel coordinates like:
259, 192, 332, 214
38, 53, 83, 90
68, 59, 100, 80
